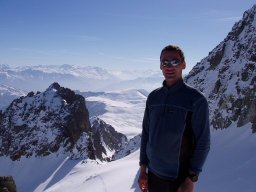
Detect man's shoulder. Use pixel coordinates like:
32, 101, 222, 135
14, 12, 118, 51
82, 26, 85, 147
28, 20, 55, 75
146, 87, 164, 104
148, 86, 164, 96
183, 82, 207, 101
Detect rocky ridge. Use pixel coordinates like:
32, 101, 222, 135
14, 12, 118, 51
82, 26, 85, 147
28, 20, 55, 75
0, 83, 127, 161
91, 117, 128, 161
112, 134, 141, 161
185, 5, 256, 132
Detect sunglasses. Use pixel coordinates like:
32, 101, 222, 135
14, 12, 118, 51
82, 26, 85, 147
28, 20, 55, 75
160, 59, 182, 67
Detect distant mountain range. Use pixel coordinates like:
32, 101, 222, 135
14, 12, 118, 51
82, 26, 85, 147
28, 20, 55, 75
0, 64, 163, 92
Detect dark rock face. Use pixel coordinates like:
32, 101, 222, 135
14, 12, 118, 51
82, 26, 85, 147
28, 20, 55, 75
0, 176, 17, 192
185, 5, 256, 132
207, 43, 226, 69
52, 83, 91, 144
90, 117, 127, 161
112, 134, 141, 161
0, 82, 93, 160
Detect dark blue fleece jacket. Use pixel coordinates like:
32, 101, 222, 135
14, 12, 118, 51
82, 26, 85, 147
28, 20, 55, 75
140, 80, 210, 180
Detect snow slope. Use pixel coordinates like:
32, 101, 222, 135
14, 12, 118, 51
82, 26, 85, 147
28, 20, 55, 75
1, 123, 255, 192
46, 123, 256, 192
44, 151, 140, 192
197, 124, 256, 192
80, 89, 148, 139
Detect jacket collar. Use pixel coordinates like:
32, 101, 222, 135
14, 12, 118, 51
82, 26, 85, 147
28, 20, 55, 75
162, 79, 184, 93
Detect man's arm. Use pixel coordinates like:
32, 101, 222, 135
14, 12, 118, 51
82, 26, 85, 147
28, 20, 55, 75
177, 97, 210, 192
190, 96, 211, 175
139, 99, 150, 166
138, 98, 150, 191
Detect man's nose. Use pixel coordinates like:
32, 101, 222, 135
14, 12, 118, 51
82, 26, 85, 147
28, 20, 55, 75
165, 65, 175, 69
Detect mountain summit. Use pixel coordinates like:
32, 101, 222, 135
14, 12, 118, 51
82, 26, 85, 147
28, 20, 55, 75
0, 82, 94, 160
0, 82, 129, 161
185, 5, 256, 132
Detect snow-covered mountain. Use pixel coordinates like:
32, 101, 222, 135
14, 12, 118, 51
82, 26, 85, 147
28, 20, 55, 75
0, 82, 93, 160
0, 64, 162, 92
0, 4, 256, 192
0, 83, 129, 163
185, 4, 256, 132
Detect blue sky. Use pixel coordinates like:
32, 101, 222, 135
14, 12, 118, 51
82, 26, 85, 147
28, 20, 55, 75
0, 0, 255, 73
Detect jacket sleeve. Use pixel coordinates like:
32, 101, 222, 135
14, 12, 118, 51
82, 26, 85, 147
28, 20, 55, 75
190, 96, 211, 174
139, 98, 150, 166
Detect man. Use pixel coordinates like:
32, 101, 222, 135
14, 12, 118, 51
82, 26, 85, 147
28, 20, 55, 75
138, 45, 210, 192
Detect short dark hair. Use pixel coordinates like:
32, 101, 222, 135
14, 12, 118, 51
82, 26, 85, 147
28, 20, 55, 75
160, 45, 185, 62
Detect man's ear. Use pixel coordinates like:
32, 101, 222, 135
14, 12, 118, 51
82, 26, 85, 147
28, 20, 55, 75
160, 63, 163, 70
181, 61, 186, 70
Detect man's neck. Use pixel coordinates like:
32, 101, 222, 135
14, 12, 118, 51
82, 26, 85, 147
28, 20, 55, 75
165, 78, 183, 87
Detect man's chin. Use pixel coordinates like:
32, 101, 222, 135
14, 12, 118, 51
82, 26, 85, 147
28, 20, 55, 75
165, 76, 176, 80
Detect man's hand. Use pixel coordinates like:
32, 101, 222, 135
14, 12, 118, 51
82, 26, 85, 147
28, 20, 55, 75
177, 177, 194, 192
138, 165, 148, 192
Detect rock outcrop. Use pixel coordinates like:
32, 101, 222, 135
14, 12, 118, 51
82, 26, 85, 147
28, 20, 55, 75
0, 82, 93, 160
0, 176, 17, 192
90, 117, 128, 161
112, 134, 141, 161
185, 5, 256, 131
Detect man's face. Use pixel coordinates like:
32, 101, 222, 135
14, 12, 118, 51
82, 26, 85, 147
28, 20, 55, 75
160, 50, 186, 83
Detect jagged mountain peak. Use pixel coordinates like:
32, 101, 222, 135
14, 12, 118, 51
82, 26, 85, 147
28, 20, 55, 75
228, 4, 256, 41
47, 82, 61, 90
185, 4, 256, 131
90, 117, 128, 161
0, 82, 92, 160
91, 116, 107, 128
